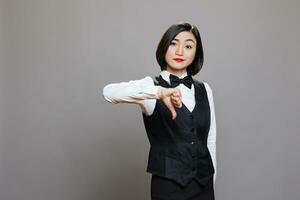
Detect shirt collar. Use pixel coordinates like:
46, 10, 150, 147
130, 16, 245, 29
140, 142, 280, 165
159, 70, 188, 85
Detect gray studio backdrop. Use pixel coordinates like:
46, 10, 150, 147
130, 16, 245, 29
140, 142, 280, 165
1, 0, 299, 200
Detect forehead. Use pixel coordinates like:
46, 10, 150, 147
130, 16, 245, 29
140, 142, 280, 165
173, 31, 196, 43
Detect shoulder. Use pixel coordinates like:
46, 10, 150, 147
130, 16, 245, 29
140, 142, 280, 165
202, 81, 213, 94
202, 81, 215, 104
143, 76, 155, 82
193, 79, 214, 99
193, 78, 213, 92
192, 78, 204, 87
144, 76, 157, 83
136, 76, 158, 86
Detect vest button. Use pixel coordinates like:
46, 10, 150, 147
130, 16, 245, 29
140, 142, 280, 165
190, 141, 194, 144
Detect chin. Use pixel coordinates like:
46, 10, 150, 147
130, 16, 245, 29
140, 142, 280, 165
170, 65, 188, 70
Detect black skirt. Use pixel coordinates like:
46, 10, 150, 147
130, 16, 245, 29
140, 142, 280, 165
151, 175, 215, 200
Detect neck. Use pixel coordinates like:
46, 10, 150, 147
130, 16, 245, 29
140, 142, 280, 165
166, 67, 187, 77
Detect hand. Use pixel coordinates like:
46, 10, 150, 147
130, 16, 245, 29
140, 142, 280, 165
157, 87, 182, 120
170, 90, 182, 108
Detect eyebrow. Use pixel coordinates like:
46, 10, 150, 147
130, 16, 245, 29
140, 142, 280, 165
173, 38, 196, 44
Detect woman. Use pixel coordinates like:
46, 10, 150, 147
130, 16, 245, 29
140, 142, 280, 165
102, 22, 217, 200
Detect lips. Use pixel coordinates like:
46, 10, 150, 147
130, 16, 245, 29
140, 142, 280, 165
174, 58, 185, 62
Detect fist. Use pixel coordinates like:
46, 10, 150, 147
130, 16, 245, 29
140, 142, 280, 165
170, 89, 182, 108
157, 87, 182, 120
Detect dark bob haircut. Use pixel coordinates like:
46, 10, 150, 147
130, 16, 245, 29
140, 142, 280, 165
156, 22, 204, 76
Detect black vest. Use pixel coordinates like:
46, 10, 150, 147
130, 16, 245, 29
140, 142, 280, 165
142, 75, 215, 187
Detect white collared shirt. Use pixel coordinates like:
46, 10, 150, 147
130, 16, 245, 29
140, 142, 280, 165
159, 70, 196, 113
102, 71, 217, 185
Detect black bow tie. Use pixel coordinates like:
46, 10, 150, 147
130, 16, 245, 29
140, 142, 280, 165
169, 74, 194, 89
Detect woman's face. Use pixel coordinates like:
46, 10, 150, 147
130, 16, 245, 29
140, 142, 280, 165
165, 31, 197, 76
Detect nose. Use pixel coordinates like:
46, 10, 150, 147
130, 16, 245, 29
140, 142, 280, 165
175, 45, 183, 55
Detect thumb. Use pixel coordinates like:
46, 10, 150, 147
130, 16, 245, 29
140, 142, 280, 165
165, 100, 177, 120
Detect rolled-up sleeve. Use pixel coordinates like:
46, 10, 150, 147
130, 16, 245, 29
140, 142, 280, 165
102, 76, 160, 115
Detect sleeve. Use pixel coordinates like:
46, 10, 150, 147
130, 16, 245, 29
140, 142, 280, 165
102, 76, 160, 115
204, 82, 217, 187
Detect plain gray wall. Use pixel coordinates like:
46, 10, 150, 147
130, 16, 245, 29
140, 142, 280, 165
1, 0, 299, 200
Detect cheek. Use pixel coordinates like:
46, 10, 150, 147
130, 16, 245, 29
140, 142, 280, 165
165, 48, 174, 60
187, 50, 196, 60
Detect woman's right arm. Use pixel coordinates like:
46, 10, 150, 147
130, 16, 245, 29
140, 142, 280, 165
102, 76, 181, 119
102, 76, 161, 115
102, 76, 160, 104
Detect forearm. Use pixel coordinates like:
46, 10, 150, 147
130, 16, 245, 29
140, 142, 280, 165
204, 82, 217, 186
102, 76, 161, 104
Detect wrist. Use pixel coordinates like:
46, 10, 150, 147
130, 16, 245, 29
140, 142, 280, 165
156, 86, 163, 99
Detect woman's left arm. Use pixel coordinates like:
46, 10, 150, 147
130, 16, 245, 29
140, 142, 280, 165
204, 82, 217, 187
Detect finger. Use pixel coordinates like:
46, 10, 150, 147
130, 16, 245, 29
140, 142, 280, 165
178, 102, 182, 108
172, 100, 182, 108
177, 101, 183, 108
175, 97, 182, 108
175, 89, 182, 97
172, 90, 180, 97
171, 96, 182, 107
174, 103, 181, 108
171, 96, 179, 102
171, 98, 180, 107
167, 88, 178, 96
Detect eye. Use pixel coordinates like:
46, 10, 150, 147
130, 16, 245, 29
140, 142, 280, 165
170, 41, 177, 46
186, 45, 193, 49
